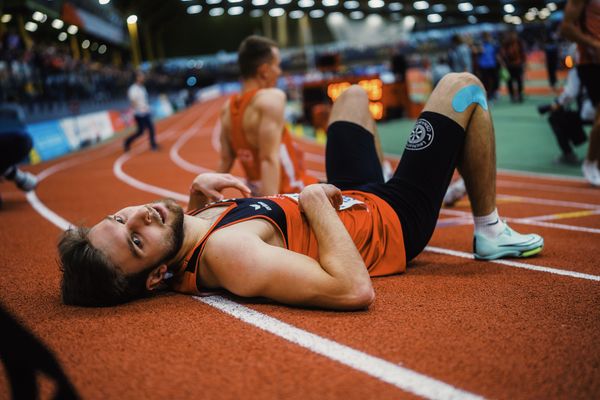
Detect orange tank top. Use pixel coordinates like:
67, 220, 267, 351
229, 89, 318, 194
579, 0, 600, 64
169, 191, 406, 295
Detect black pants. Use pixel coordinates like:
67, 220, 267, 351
0, 131, 33, 176
507, 65, 524, 100
478, 67, 499, 99
326, 112, 466, 262
124, 114, 156, 149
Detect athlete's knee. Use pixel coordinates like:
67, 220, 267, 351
337, 84, 369, 105
438, 72, 484, 93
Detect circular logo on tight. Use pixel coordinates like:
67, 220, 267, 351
406, 118, 434, 150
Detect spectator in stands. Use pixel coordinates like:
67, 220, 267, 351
500, 31, 527, 103
561, 0, 600, 186
449, 34, 473, 73
475, 32, 500, 100
124, 72, 157, 152
0, 102, 38, 207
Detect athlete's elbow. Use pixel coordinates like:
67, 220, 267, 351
344, 284, 375, 310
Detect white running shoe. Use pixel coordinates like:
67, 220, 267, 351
13, 169, 38, 192
582, 160, 600, 187
443, 178, 467, 207
474, 222, 544, 260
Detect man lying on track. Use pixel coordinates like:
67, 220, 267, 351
58, 73, 544, 310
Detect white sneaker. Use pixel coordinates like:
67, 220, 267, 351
13, 169, 38, 192
474, 222, 544, 260
443, 178, 467, 207
582, 160, 600, 187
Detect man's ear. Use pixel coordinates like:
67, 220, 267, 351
146, 265, 168, 291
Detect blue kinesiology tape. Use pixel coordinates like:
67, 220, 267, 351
451, 85, 488, 112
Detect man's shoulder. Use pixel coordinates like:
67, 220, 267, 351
254, 88, 286, 107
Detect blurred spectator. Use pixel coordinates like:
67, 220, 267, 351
543, 30, 561, 92
500, 31, 527, 103
0, 102, 38, 207
431, 55, 452, 88
124, 72, 157, 152
560, 0, 600, 186
449, 34, 473, 73
538, 53, 594, 165
475, 32, 500, 100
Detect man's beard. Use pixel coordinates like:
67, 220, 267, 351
155, 199, 185, 265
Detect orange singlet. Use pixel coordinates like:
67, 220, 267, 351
169, 192, 406, 295
229, 89, 318, 194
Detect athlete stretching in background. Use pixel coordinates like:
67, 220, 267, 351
58, 73, 544, 309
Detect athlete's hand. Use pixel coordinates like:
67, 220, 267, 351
298, 184, 342, 213
190, 173, 251, 202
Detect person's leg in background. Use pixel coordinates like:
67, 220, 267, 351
0, 132, 37, 206
144, 114, 158, 150
577, 64, 600, 187
123, 115, 146, 152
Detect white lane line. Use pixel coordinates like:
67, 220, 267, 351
170, 101, 221, 174
114, 148, 188, 202
26, 191, 70, 230
425, 246, 600, 282
196, 295, 485, 400
497, 180, 600, 196
440, 208, 600, 234
498, 168, 587, 182
497, 194, 600, 209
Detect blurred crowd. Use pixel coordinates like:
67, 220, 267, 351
0, 28, 186, 116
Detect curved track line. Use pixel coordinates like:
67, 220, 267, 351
497, 180, 600, 196
198, 295, 485, 400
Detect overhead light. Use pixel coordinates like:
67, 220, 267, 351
32, 11, 47, 22
475, 5, 489, 14
209, 7, 224, 16
309, 9, 325, 18
343, 1, 359, 10
323, 0, 339, 6
67, 25, 79, 34
547, 2, 557, 11
289, 10, 304, 19
250, 9, 264, 16
24, 22, 38, 32
252, 0, 268, 5
525, 12, 535, 21
228, 6, 243, 15
207, 0, 221, 4
1, 14, 12, 23
269, 7, 285, 17
511, 16, 522, 24
427, 13, 442, 23
349, 10, 364, 19
187, 5, 202, 14
98, 44, 107, 54
368, 0, 384, 8
403, 15, 416, 28
51, 18, 64, 29
458, 2, 473, 12
432, 4, 446, 12
126, 15, 138, 24
82, 39, 90, 49
504, 4, 515, 13
468, 15, 477, 23
276, 0, 292, 3
99, 0, 110, 4
299, 0, 315, 7
228, 0, 243, 2
413, 1, 429, 11
389, 2, 403, 11
58, 32, 68, 41
539, 8, 551, 19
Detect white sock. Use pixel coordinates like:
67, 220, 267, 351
474, 208, 505, 238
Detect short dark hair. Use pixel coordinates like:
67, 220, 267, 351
237, 35, 278, 79
58, 226, 154, 307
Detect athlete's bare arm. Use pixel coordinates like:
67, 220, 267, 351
217, 100, 236, 174
201, 184, 375, 310
187, 173, 251, 211
254, 89, 286, 196
561, 0, 600, 56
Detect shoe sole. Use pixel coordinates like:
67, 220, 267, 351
474, 244, 543, 260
